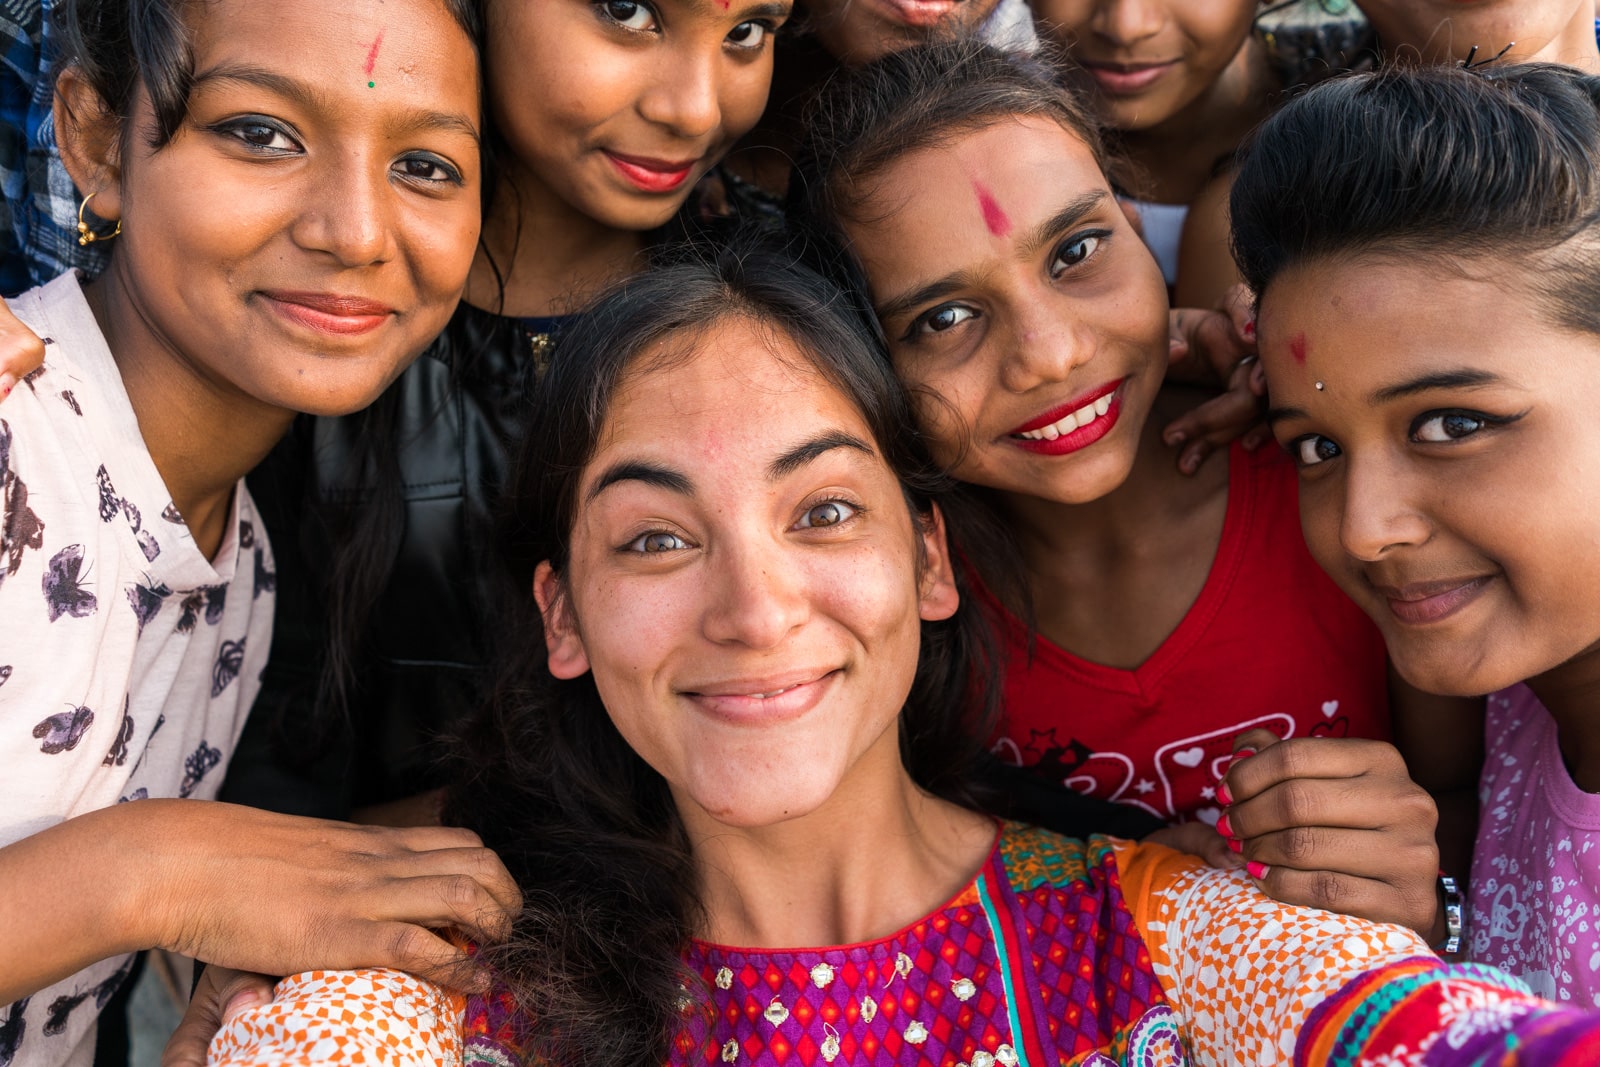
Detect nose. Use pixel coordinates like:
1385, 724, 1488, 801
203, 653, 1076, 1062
998, 301, 1096, 395
1338, 452, 1431, 562
289, 148, 394, 267
637, 49, 722, 142
701, 537, 810, 650
1090, 0, 1165, 46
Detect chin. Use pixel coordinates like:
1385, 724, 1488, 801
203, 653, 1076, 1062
689, 774, 840, 830
1389, 641, 1519, 700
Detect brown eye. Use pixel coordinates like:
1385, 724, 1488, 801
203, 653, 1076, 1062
794, 501, 856, 530
627, 530, 688, 553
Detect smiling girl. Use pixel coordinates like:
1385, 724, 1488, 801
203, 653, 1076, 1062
790, 42, 1452, 938
0, 0, 522, 1062
1234, 61, 1600, 1004
199, 244, 1600, 1067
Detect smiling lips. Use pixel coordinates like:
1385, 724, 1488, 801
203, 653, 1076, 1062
1377, 575, 1494, 626
684, 669, 841, 724
260, 290, 395, 336
1008, 379, 1125, 456
606, 152, 698, 194
1080, 60, 1178, 96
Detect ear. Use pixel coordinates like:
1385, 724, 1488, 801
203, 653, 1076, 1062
533, 561, 591, 680
916, 503, 960, 623
53, 65, 125, 224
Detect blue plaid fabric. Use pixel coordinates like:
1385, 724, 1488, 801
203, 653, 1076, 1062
0, 0, 103, 297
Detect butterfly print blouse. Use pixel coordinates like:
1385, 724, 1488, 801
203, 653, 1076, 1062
0, 274, 274, 1067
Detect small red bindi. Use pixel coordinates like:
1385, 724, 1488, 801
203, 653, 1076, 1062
362, 30, 385, 79
972, 181, 1012, 238
1289, 332, 1309, 365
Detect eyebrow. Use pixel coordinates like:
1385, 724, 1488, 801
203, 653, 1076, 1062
585, 431, 875, 504
585, 461, 694, 504
767, 430, 876, 479
191, 63, 480, 144
1267, 368, 1508, 426
873, 190, 1110, 323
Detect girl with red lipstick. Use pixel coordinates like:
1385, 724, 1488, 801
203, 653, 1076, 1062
793, 41, 1453, 943
1233, 61, 1600, 1004
0, 0, 523, 1064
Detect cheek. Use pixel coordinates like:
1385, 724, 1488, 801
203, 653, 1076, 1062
715, 62, 775, 145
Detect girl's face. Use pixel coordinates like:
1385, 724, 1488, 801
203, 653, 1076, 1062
487, 0, 790, 231
801, 0, 1003, 66
1260, 255, 1600, 697
74, 0, 482, 417
839, 116, 1169, 504
537, 317, 959, 830
1356, 0, 1597, 65
1036, 0, 1258, 130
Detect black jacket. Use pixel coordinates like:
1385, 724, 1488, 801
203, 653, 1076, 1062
222, 302, 548, 816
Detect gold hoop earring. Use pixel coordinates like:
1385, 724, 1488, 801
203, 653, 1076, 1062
76, 192, 121, 246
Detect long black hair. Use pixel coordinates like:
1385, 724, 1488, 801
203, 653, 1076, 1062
444, 236, 1003, 1067
1231, 61, 1600, 333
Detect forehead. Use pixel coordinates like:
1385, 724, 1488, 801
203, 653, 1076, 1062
591, 317, 879, 468
843, 116, 1110, 281
187, 0, 477, 98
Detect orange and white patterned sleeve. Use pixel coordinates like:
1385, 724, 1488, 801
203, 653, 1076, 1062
1110, 839, 1435, 1065
207, 969, 466, 1066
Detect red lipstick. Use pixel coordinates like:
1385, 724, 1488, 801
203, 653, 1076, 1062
606, 152, 697, 194
1007, 379, 1127, 458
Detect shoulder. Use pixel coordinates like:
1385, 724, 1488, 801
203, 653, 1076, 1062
212, 969, 466, 1066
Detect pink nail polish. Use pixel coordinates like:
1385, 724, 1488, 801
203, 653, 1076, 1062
1246, 860, 1270, 880
1243, 320, 1256, 339
1227, 837, 1242, 854
1216, 781, 1232, 806
1216, 813, 1233, 838
1229, 747, 1257, 768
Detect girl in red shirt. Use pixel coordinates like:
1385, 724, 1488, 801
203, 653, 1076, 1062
793, 41, 1451, 943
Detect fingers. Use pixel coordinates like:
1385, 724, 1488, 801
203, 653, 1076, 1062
1248, 864, 1438, 930
1217, 283, 1254, 342
0, 317, 45, 403
369, 922, 490, 994
1241, 824, 1436, 885
162, 967, 275, 1067
380, 867, 520, 945
1163, 386, 1266, 474
1225, 737, 1413, 807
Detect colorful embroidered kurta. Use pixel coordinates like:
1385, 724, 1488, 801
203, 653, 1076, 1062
207, 826, 1600, 1067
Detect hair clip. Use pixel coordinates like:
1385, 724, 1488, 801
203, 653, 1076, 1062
1460, 42, 1516, 70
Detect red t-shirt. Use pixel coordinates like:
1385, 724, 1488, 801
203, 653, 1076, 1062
989, 442, 1390, 825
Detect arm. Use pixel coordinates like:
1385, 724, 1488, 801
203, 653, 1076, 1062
0, 799, 517, 1004
1172, 169, 1242, 312
1218, 727, 1444, 941
1114, 840, 1600, 1066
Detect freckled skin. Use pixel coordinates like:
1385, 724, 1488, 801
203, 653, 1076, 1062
546, 317, 958, 830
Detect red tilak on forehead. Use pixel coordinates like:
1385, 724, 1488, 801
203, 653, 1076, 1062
972, 181, 1012, 238
363, 30, 385, 77
1289, 333, 1309, 365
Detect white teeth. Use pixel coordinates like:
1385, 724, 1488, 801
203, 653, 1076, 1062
1017, 393, 1114, 441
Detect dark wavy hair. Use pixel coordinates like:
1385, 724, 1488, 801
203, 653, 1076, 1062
1231, 62, 1600, 334
444, 236, 1003, 1067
